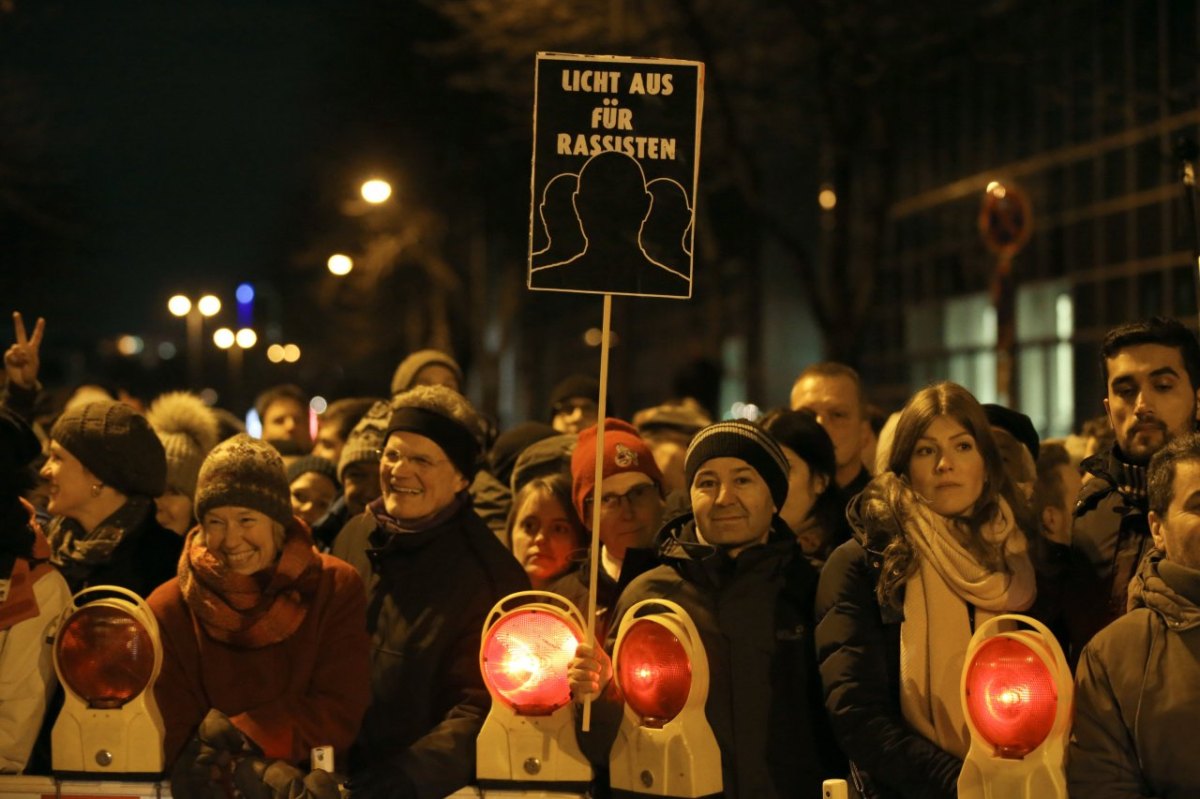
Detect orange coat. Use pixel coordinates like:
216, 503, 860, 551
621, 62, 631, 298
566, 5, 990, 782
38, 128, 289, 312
149, 552, 372, 767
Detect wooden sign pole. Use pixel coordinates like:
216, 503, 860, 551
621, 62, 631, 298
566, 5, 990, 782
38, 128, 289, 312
582, 292, 612, 732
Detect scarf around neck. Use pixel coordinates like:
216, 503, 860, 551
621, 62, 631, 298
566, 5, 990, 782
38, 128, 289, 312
46, 495, 153, 590
0, 498, 56, 631
886, 475, 1036, 759
368, 490, 469, 537
179, 520, 322, 648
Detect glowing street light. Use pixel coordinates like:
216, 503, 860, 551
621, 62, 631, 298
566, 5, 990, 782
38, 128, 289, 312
167, 295, 192, 317
328, 254, 354, 276
197, 295, 221, 317
283, 343, 300, 363
213, 328, 235, 350
361, 178, 393, 204
169, 293, 222, 387
235, 328, 257, 349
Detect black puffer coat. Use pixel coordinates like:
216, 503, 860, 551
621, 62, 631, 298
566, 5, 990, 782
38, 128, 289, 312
814, 536, 962, 799
583, 515, 842, 799
331, 498, 529, 799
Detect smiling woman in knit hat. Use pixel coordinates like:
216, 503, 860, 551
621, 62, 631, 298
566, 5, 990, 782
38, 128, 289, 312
147, 432, 371, 786
41, 399, 181, 598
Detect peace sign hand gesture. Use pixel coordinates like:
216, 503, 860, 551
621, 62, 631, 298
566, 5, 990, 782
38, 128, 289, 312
5, 312, 45, 390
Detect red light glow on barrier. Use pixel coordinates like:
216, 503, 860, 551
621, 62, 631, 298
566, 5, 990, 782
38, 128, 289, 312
964, 636, 1057, 758
56, 606, 155, 709
481, 609, 580, 715
617, 619, 691, 726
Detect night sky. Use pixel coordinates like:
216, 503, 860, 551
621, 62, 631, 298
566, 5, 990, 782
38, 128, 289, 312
1, 1, 436, 387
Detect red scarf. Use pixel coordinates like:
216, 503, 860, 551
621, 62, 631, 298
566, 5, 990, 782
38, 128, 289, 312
178, 519, 322, 648
0, 499, 56, 632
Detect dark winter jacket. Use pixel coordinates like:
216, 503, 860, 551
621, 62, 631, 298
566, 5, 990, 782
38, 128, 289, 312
1067, 445, 1153, 658
815, 537, 962, 799
469, 468, 511, 545
331, 499, 529, 799
582, 515, 841, 799
1069, 551, 1200, 797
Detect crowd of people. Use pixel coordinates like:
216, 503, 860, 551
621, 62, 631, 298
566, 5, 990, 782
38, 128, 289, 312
1, 309, 1197, 798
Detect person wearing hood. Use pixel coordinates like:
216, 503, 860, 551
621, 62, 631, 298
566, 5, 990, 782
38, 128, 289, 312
1069, 430, 1200, 797
41, 400, 181, 598
0, 407, 70, 773
569, 420, 841, 798
331, 385, 528, 799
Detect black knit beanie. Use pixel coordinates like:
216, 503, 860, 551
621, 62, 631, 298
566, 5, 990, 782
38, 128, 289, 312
684, 420, 790, 509
287, 455, 341, 490
194, 434, 293, 527
50, 400, 167, 498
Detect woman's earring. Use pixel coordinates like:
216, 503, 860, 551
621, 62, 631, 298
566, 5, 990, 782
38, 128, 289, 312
90, 483, 103, 497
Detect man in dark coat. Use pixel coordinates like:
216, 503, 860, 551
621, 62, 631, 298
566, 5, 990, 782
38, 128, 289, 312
1070, 431, 1200, 797
331, 386, 528, 799
569, 420, 841, 798
1068, 316, 1200, 658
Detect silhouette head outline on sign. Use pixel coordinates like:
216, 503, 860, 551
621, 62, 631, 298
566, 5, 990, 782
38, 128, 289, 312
531, 173, 585, 268
530, 151, 691, 298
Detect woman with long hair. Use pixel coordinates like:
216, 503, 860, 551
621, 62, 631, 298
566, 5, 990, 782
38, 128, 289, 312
814, 382, 1038, 798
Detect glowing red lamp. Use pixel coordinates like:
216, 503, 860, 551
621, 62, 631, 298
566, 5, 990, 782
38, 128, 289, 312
52, 586, 165, 776
477, 591, 592, 790
609, 599, 721, 797
958, 614, 1071, 799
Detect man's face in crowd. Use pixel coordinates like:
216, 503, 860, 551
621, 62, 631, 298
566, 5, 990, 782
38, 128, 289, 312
1104, 344, 1200, 464
379, 431, 468, 523
263, 397, 311, 449
311, 422, 346, 464
342, 460, 381, 515
690, 457, 775, 557
1150, 458, 1200, 570
790, 374, 868, 484
584, 471, 663, 561
553, 397, 599, 435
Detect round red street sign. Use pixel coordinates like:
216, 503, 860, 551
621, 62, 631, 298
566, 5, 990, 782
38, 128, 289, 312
979, 181, 1033, 257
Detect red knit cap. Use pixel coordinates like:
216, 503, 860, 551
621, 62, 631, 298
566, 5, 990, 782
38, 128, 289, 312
571, 419, 664, 519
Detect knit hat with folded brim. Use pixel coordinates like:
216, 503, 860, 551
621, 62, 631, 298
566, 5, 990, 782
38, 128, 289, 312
684, 420, 790, 510
194, 434, 292, 527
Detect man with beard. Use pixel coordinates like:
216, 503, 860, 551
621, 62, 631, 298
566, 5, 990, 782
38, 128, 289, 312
1069, 316, 1200, 657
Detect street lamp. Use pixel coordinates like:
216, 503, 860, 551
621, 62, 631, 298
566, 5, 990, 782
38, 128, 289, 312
361, 178, 392, 204
169, 293, 222, 387
327, 254, 353, 276
214, 328, 256, 412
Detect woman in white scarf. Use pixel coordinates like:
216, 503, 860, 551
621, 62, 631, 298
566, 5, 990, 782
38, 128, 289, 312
814, 381, 1040, 799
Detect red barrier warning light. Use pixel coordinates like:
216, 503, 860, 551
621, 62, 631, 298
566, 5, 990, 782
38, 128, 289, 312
609, 599, 720, 797
477, 591, 592, 791
958, 614, 1071, 799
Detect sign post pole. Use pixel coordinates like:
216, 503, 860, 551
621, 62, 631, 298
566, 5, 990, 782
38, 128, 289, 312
582, 292, 612, 731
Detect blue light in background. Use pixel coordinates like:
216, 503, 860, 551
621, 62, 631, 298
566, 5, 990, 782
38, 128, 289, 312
236, 283, 255, 304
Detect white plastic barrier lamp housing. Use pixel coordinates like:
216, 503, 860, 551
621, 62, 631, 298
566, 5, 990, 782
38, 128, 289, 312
51, 586, 166, 778
477, 590, 592, 792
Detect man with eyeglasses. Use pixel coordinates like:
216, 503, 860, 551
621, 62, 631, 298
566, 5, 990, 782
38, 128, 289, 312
546, 419, 665, 641
332, 385, 528, 799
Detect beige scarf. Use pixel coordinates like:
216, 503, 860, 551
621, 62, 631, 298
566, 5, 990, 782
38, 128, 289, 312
898, 490, 1036, 758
